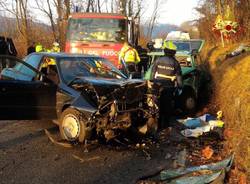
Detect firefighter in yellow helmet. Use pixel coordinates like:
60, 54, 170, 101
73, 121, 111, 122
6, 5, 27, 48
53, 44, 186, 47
51, 42, 60, 52
35, 43, 44, 52
151, 40, 182, 127
119, 42, 140, 73
152, 40, 182, 87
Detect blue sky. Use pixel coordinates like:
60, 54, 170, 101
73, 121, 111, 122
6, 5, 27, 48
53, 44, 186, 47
144, 0, 200, 25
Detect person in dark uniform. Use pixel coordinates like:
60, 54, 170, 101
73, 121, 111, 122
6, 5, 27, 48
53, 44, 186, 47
27, 42, 36, 55
6, 38, 17, 56
0, 36, 7, 71
136, 45, 149, 76
151, 40, 182, 127
0, 36, 7, 55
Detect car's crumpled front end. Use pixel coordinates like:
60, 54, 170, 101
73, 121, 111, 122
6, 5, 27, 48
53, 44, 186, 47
72, 78, 160, 140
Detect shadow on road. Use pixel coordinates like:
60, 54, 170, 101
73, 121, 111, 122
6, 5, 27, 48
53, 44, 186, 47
0, 126, 58, 149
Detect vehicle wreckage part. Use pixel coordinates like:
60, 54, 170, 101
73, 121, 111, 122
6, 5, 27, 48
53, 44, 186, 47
147, 117, 158, 135
160, 154, 234, 181
138, 117, 158, 135
59, 108, 92, 142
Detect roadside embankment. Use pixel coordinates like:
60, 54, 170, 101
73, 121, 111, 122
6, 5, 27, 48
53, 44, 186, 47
204, 45, 250, 182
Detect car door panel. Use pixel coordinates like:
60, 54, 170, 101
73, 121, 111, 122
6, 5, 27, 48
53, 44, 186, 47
0, 55, 57, 120
0, 80, 57, 120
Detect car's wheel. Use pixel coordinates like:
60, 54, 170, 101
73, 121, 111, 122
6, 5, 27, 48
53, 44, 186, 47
59, 108, 88, 142
179, 88, 197, 114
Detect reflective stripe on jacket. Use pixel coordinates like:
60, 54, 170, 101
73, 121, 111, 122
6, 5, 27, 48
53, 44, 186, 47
154, 72, 176, 81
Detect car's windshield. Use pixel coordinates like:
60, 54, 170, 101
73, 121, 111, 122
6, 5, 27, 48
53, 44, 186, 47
58, 56, 126, 84
67, 18, 127, 43
173, 41, 191, 53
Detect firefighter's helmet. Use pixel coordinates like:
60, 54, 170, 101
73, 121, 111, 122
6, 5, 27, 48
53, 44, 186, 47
162, 40, 177, 51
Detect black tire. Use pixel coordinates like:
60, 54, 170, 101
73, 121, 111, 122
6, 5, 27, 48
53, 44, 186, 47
179, 88, 197, 115
59, 108, 89, 142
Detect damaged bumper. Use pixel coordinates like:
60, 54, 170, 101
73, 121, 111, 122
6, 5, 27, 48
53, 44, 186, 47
73, 80, 160, 140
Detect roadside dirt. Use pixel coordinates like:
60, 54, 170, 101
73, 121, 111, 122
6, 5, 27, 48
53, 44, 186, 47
204, 45, 250, 183
0, 119, 224, 184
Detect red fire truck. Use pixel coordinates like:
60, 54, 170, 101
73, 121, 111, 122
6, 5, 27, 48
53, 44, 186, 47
65, 13, 139, 67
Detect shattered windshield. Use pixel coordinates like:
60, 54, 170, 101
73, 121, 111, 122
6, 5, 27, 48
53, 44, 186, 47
67, 18, 127, 43
58, 56, 126, 84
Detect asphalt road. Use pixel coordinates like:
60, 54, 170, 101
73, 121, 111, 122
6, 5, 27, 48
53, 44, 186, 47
0, 120, 186, 184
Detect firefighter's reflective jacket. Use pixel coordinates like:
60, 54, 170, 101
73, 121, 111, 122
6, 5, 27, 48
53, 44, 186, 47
119, 45, 140, 64
151, 56, 182, 87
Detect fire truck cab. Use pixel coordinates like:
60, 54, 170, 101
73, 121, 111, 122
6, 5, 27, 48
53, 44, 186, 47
65, 13, 139, 67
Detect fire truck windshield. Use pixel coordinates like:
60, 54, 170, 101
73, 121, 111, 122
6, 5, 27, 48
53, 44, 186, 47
67, 18, 126, 43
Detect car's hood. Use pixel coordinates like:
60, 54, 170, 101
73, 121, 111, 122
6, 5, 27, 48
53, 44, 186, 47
72, 77, 146, 97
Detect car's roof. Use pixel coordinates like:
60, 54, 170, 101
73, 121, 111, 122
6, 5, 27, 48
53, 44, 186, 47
29, 52, 102, 58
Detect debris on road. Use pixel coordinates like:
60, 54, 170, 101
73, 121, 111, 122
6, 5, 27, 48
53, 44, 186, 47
142, 149, 152, 160
201, 146, 214, 160
179, 113, 224, 138
72, 154, 100, 163
174, 148, 187, 168
160, 155, 234, 182
136, 154, 234, 184
44, 129, 73, 148
165, 153, 172, 159
225, 44, 250, 58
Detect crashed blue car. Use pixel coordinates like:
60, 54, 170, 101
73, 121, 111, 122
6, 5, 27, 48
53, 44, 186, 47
0, 53, 159, 142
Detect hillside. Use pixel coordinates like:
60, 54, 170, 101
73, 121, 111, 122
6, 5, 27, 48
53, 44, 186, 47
142, 23, 180, 39
205, 45, 250, 182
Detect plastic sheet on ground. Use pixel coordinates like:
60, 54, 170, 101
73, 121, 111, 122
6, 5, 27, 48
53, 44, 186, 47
159, 155, 234, 183
178, 114, 224, 138
165, 170, 224, 184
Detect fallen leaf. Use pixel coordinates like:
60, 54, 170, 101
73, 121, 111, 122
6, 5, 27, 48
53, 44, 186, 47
201, 146, 214, 160
239, 173, 247, 184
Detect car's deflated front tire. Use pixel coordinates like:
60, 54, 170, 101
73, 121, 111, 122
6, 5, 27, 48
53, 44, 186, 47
59, 108, 88, 142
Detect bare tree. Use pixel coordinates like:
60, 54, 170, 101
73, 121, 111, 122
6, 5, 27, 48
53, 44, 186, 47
0, 0, 31, 47
146, 0, 166, 39
34, 0, 57, 40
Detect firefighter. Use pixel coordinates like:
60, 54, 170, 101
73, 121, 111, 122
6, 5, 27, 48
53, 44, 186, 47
6, 38, 17, 56
51, 42, 60, 52
0, 36, 7, 70
151, 40, 182, 127
136, 45, 149, 75
119, 42, 140, 73
27, 42, 36, 55
35, 43, 44, 52
0, 36, 7, 55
